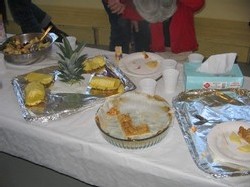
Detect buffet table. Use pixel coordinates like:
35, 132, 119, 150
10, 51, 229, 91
0, 46, 250, 187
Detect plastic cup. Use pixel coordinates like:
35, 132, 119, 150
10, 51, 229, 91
162, 69, 179, 93
161, 59, 177, 69
139, 78, 157, 96
188, 53, 204, 63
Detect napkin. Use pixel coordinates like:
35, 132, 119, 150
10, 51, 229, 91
0, 53, 6, 74
50, 74, 91, 94
197, 53, 237, 74
50, 79, 87, 94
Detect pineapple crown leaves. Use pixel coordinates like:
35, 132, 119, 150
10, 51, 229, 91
56, 37, 87, 83
56, 37, 86, 60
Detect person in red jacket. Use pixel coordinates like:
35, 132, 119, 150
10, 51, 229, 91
107, 0, 205, 53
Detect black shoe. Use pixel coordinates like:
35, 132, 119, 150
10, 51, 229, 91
44, 22, 68, 42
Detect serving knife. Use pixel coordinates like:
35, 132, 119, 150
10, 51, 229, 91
46, 93, 105, 112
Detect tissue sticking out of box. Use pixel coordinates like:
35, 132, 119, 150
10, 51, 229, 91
197, 53, 237, 74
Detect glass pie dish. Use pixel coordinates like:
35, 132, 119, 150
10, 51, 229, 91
95, 92, 173, 149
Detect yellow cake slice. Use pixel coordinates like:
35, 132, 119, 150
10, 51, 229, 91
89, 76, 121, 91
25, 82, 45, 106
83, 55, 106, 73
24, 72, 53, 86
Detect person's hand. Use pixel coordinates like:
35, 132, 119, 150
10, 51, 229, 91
108, 0, 126, 14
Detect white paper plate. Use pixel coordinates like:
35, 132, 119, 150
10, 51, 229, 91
119, 52, 164, 78
207, 121, 250, 168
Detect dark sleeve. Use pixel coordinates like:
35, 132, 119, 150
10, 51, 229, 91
0, 0, 8, 24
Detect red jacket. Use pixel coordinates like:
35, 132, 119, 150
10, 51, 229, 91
122, 0, 205, 53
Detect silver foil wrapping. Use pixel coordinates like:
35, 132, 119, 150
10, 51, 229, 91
173, 88, 250, 178
12, 60, 136, 123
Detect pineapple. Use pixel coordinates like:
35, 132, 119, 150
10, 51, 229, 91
56, 37, 87, 84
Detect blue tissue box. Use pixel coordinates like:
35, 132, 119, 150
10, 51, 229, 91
184, 63, 244, 90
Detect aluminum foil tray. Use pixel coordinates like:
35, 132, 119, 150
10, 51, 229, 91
172, 88, 250, 178
12, 59, 136, 123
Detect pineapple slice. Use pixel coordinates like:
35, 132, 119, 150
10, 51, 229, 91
118, 84, 125, 93
25, 82, 45, 106
24, 72, 53, 86
89, 76, 121, 91
83, 55, 106, 73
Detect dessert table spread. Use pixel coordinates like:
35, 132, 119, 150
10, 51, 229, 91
0, 46, 250, 187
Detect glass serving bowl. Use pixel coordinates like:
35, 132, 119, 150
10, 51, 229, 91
95, 92, 173, 149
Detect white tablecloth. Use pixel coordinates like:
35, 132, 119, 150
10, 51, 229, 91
0, 47, 250, 187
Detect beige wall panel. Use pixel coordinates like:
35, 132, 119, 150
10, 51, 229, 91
31, 0, 250, 21
197, 41, 249, 63
5, 21, 21, 34
195, 18, 250, 47
32, 0, 250, 22
58, 26, 95, 44
33, 0, 104, 9
197, 0, 250, 22
39, 5, 109, 28
97, 27, 110, 46
195, 17, 250, 62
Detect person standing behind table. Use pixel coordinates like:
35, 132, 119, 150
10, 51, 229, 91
109, 0, 205, 53
105, 0, 151, 52
107, 0, 175, 52
0, 0, 7, 43
7, 0, 68, 42
0, 0, 7, 24
102, 0, 131, 53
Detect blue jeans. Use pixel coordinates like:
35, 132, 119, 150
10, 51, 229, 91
7, 0, 51, 33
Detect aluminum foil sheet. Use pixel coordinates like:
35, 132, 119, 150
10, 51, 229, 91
172, 88, 250, 178
11, 60, 136, 123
